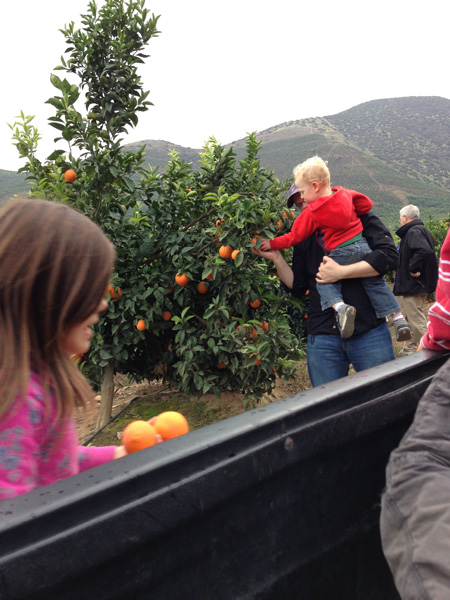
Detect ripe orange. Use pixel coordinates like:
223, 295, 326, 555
305, 289, 309, 296
122, 420, 157, 453
250, 353, 260, 366
216, 218, 225, 227
219, 245, 233, 260
154, 411, 189, 441
162, 311, 172, 321
72, 354, 82, 364
282, 211, 288, 218
276, 220, 283, 229
250, 299, 260, 308
117, 287, 123, 298
231, 249, 241, 260
64, 169, 77, 183
260, 320, 269, 332
136, 319, 146, 331
206, 273, 213, 280
175, 273, 189, 286
217, 361, 226, 369
197, 282, 208, 294
107, 284, 117, 300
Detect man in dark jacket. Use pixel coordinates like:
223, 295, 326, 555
253, 184, 398, 386
393, 205, 438, 355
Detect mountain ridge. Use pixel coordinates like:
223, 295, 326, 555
2, 96, 450, 226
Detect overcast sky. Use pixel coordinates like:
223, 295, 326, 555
2, 0, 449, 171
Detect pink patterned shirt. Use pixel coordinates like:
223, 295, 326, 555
0, 372, 116, 499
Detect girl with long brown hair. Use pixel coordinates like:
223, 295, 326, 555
0, 197, 128, 499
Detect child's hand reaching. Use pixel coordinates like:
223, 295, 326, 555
259, 238, 272, 252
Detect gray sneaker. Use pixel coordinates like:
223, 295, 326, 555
336, 304, 357, 339
394, 318, 412, 342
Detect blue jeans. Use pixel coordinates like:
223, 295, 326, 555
318, 239, 401, 318
306, 322, 396, 386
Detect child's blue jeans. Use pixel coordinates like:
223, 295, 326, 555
318, 238, 401, 318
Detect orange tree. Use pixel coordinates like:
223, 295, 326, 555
101, 135, 306, 406
9, 0, 306, 421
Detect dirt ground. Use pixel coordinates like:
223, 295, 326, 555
79, 362, 312, 444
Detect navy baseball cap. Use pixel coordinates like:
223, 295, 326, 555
287, 183, 300, 208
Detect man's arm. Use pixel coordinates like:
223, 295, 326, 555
317, 212, 399, 283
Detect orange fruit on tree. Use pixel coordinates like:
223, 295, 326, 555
250, 299, 261, 308
175, 273, 189, 286
197, 281, 208, 294
122, 420, 157, 453
231, 249, 241, 260
217, 361, 226, 369
276, 220, 283, 229
206, 272, 213, 280
260, 320, 269, 332
219, 245, 233, 260
106, 284, 117, 300
154, 411, 189, 441
216, 218, 225, 227
162, 311, 172, 321
117, 287, 123, 298
136, 319, 146, 331
168, 285, 175, 294
250, 353, 261, 366
64, 169, 77, 183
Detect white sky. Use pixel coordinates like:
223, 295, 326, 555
2, 0, 450, 171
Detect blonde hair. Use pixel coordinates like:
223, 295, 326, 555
293, 156, 331, 186
0, 197, 116, 422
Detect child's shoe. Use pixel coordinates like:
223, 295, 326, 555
336, 304, 356, 339
394, 318, 411, 342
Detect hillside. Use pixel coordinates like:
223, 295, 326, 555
2, 96, 450, 226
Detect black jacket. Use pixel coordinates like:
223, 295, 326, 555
392, 219, 438, 296
288, 212, 400, 337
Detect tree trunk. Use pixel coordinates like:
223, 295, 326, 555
96, 360, 115, 429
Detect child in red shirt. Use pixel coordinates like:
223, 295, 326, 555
260, 156, 410, 341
